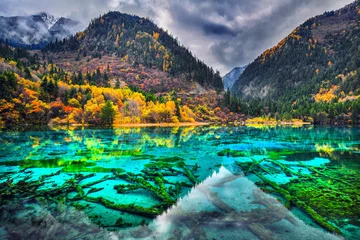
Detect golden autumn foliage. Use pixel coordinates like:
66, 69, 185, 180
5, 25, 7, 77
260, 38, 287, 63
153, 32, 160, 40
162, 52, 171, 72
260, 27, 303, 64
0, 70, 197, 126
314, 85, 339, 103
77, 31, 86, 41
8, 60, 17, 67
114, 34, 120, 46
0, 74, 52, 125
180, 106, 196, 123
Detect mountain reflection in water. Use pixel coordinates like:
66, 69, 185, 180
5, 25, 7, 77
118, 166, 341, 239
1, 126, 357, 239
0, 167, 342, 240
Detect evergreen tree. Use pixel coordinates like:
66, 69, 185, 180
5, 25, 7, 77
115, 78, 120, 88
0, 71, 17, 101
100, 100, 116, 125
103, 71, 109, 86
351, 101, 360, 125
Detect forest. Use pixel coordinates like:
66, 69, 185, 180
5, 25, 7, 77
230, 2, 360, 125
0, 39, 241, 126
44, 12, 224, 90
3, 6, 360, 127
0, 41, 199, 126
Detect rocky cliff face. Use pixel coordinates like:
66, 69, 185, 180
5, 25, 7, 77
223, 66, 246, 90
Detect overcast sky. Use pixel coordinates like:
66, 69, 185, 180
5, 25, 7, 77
0, 0, 355, 75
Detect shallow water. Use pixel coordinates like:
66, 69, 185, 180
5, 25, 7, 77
0, 126, 359, 239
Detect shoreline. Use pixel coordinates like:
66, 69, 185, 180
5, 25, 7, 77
245, 121, 312, 126
1, 122, 213, 130
111, 122, 213, 127
5, 121, 360, 130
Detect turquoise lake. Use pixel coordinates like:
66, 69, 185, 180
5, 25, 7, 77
0, 126, 359, 239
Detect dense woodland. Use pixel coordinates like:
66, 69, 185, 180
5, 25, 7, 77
0, 41, 200, 126
0, 39, 241, 126
230, 1, 360, 125
45, 12, 224, 90
2, 4, 360, 126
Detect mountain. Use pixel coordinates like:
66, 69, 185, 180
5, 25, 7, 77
223, 66, 246, 90
37, 12, 60, 29
232, 0, 360, 103
44, 11, 224, 91
0, 12, 80, 48
0, 10, 240, 126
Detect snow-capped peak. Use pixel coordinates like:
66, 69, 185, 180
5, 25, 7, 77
36, 12, 60, 30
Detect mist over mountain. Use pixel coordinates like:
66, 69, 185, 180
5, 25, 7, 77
232, 0, 360, 101
0, 12, 80, 48
223, 66, 246, 90
227, 0, 360, 125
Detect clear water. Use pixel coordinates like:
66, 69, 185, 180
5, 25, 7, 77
0, 126, 359, 239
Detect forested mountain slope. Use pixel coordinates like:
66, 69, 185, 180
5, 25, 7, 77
44, 12, 223, 92
231, 0, 360, 124
233, 1, 360, 100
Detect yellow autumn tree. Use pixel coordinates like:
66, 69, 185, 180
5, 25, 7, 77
153, 32, 160, 40
180, 106, 195, 123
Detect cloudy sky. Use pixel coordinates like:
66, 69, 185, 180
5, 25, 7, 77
0, 0, 355, 74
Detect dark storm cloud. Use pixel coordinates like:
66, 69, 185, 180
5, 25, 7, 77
0, 0, 354, 74
163, 0, 354, 73
203, 23, 237, 37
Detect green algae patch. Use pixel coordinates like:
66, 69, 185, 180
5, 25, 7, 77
1, 126, 360, 238
285, 166, 360, 227
75, 149, 143, 157
0, 159, 97, 169
62, 165, 126, 173
84, 196, 162, 217
266, 149, 310, 161
284, 152, 322, 161
218, 148, 320, 161
236, 158, 346, 235
154, 156, 185, 162
0, 160, 201, 228
108, 149, 143, 157
0, 158, 127, 174
217, 149, 248, 157
131, 154, 155, 160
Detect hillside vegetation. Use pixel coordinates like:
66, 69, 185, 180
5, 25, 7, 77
0, 36, 240, 127
0, 42, 197, 126
231, 1, 360, 125
44, 12, 223, 91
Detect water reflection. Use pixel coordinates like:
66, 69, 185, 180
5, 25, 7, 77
116, 167, 342, 239
0, 126, 359, 239
0, 167, 342, 240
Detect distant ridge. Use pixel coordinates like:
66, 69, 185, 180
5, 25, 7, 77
0, 12, 80, 48
223, 66, 246, 90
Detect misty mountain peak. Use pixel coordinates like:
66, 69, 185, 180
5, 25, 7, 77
0, 12, 79, 48
35, 12, 60, 29
223, 66, 246, 90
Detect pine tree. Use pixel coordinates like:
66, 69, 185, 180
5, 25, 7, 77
100, 100, 116, 125
115, 78, 120, 88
